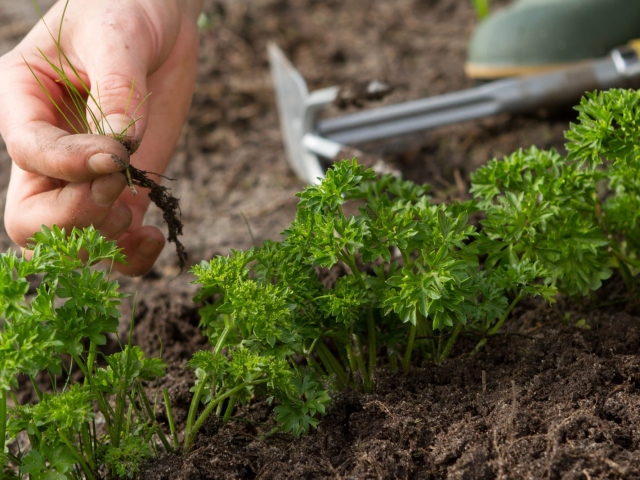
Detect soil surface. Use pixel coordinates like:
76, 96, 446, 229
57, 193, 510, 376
1, 1, 639, 479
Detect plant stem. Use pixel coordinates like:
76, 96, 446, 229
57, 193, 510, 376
214, 316, 232, 354
306, 354, 327, 377
29, 376, 43, 402
473, 294, 523, 355
85, 342, 97, 384
137, 383, 172, 453
344, 340, 359, 385
163, 389, 180, 451
80, 423, 96, 470
610, 248, 636, 290
222, 397, 236, 423
314, 341, 349, 388
185, 380, 268, 451
366, 308, 377, 388
260, 425, 282, 441
351, 334, 371, 392
183, 375, 208, 451
58, 429, 96, 480
488, 294, 522, 336
437, 324, 463, 363
403, 323, 417, 372
0, 390, 6, 467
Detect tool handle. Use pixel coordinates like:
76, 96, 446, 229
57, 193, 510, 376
317, 45, 640, 145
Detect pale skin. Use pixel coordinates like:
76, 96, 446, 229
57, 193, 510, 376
0, 0, 204, 275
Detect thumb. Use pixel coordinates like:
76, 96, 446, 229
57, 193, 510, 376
85, 66, 150, 155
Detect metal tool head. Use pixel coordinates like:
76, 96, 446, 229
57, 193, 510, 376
268, 42, 339, 184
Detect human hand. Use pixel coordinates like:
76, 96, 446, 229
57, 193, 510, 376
0, 0, 203, 275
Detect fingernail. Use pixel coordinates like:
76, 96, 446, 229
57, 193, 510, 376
91, 173, 127, 205
138, 236, 164, 259
88, 153, 128, 174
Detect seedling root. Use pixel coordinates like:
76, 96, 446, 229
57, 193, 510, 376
111, 150, 187, 271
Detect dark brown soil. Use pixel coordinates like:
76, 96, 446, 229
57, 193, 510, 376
132, 281, 640, 480
1, 1, 639, 479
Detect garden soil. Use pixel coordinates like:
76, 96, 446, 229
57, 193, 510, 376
1, 0, 639, 478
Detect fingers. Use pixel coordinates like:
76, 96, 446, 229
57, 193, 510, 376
5, 122, 132, 182
83, 72, 150, 155
113, 226, 166, 276
4, 165, 132, 247
6, 163, 165, 277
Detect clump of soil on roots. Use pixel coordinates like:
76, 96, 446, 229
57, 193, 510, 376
126, 165, 188, 270
115, 139, 188, 270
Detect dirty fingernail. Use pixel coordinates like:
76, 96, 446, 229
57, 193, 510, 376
138, 236, 164, 259
91, 173, 127, 205
89, 153, 128, 174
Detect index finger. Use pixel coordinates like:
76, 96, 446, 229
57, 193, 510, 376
0, 52, 131, 182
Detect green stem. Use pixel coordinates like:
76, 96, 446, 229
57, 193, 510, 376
222, 397, 236, 423
137, 384, 172, 453
71, 355, 89, 379
351, 334, 371, 391
29, 376, 43, 402
80, 423, 96, 470
611, 246, 640, 270
344, 341, 359, 384
94, 392, 114, 433
85, 342, 97, 385
340, 253, 365, 285
58, 429, 96, 480
184, 375, 209, 451
0, 390, 6, 467
314, 341, 349, 388
112, 356, 133, 450
488, 294, 523, 336
185, 380, 268, 451
259, 425, 282, 441
437, 324, 463, 364
306, 355, 327, 377
403, 323, 417, 372
367, 309, 377, 388
473, 294, 523, 355
610, 248, 636, 290
163, 389, 180, 451
214, 316, 232, 354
